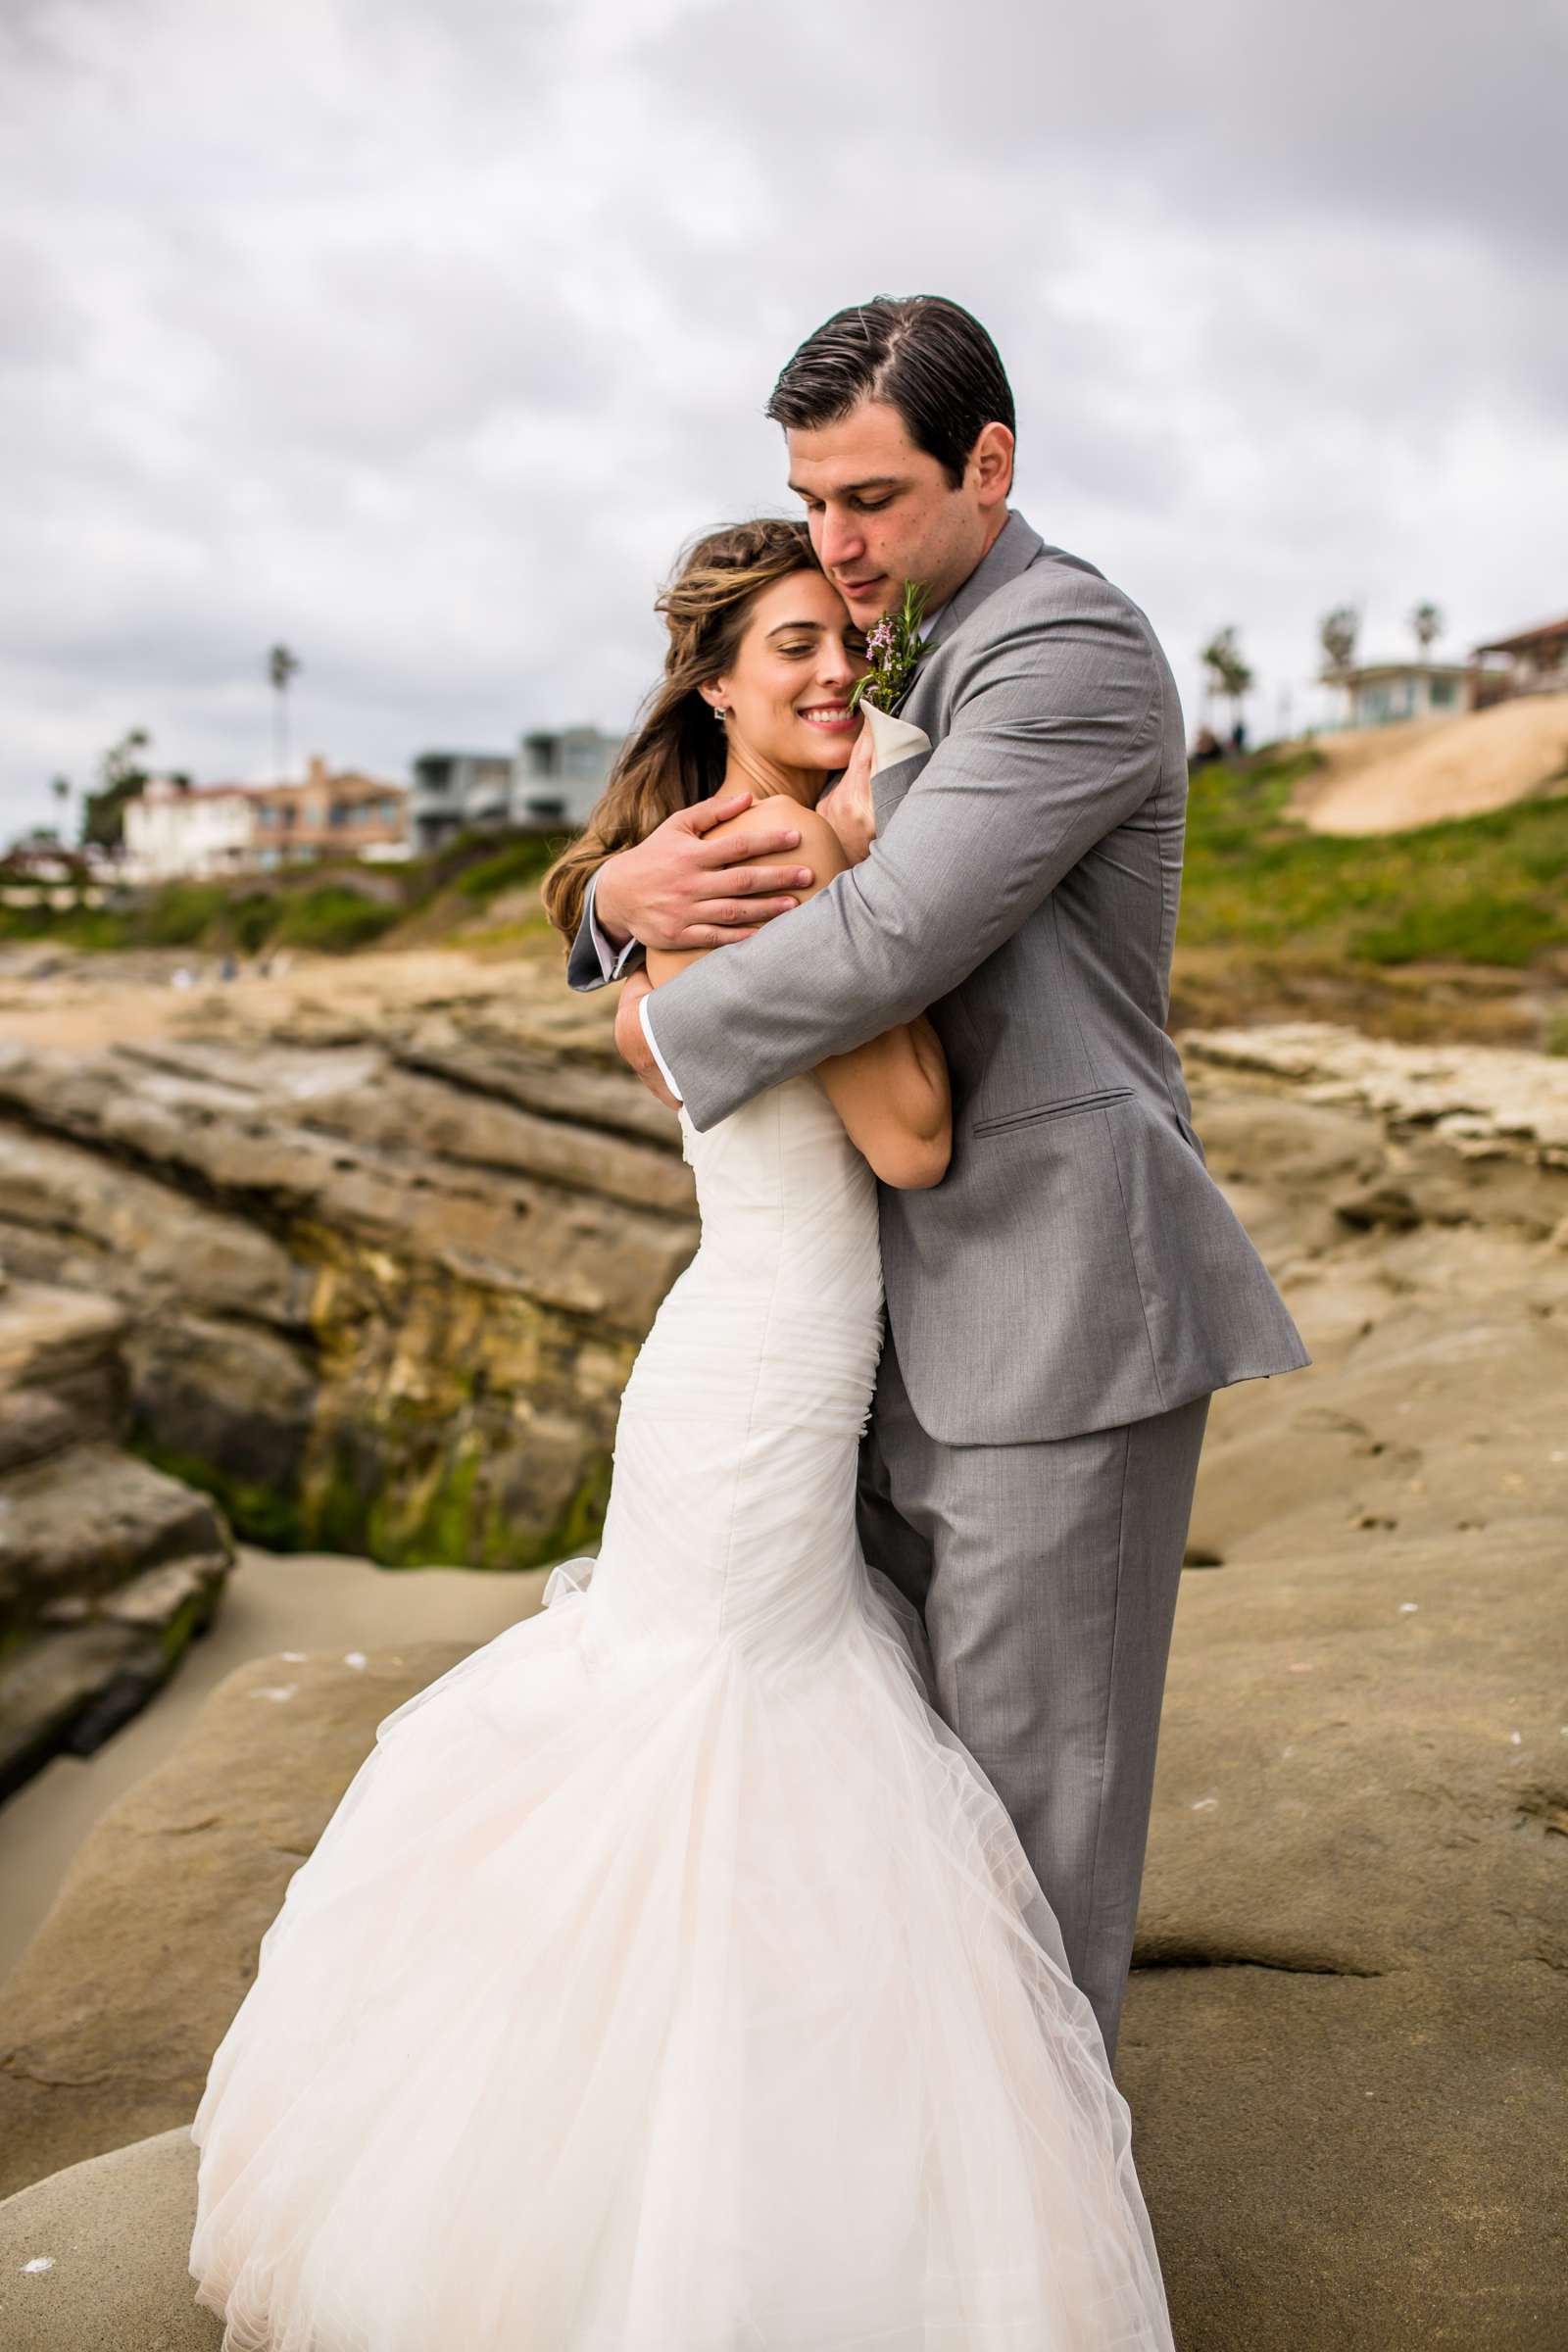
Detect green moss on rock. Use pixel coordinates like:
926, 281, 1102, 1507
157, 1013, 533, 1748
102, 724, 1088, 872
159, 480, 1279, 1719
134, 1438, 307, 1552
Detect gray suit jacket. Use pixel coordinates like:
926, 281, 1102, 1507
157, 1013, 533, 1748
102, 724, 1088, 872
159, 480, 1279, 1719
568, 512, 1309, 1444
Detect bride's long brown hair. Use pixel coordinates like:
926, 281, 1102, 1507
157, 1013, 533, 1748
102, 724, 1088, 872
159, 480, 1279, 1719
541, 517, 819, 949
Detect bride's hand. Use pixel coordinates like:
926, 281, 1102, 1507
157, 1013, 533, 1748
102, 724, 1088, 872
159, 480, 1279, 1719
614, 968, 680, 1111
818, 726, 876, 865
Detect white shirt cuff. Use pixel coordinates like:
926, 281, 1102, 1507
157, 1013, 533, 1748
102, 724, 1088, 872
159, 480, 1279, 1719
638, 992, 684, 1103
585, 868, 640, 984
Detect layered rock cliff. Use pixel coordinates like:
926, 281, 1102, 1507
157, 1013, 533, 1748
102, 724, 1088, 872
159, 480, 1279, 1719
0, 958, 697, 1575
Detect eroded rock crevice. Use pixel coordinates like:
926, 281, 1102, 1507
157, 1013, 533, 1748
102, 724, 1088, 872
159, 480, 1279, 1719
0, 1277, 234, 1800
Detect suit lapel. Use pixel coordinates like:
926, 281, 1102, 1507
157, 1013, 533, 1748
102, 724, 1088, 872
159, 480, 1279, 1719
873, 512, 1045, 826
870, 739, 931, 836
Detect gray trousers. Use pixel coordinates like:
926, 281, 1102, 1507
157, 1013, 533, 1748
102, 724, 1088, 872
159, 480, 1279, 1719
858, 1330, 1210, 2066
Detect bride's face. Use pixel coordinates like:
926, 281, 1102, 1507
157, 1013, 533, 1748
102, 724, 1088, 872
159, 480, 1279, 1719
703, 570, 868, 775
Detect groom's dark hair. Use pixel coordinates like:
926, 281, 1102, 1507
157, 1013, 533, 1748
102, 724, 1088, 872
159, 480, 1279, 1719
766, 297, 1015, 490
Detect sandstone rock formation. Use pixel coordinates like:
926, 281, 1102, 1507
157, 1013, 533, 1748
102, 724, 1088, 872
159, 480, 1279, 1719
0, 2128, 220, 2352
0, 1026, 1563, 2345
0, 1276, 232, 1802
0, 961, 697, 1573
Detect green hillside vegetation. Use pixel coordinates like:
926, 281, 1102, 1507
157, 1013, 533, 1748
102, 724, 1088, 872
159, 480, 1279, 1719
1178, 749, 1568, 970
0, 828, 564, 958
6, 761, 1565, 1044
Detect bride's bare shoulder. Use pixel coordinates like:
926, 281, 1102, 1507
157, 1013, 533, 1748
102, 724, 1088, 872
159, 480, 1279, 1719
705, 794, 846, 876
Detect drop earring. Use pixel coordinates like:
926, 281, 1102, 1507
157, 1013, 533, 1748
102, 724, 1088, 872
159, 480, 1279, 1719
712, 705, 727, 724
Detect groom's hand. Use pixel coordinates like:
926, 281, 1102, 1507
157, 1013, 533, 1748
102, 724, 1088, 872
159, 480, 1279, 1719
594, 790, 815, 954
613, 967, 680, 1111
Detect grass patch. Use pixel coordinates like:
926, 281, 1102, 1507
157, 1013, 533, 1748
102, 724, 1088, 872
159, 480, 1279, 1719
0, 825, 569, 960
270, 886, 402, 955
1179, 754, 1568, 971
137, 881, 234, 945
454, 833, 564, 900
17, 779, 1563, 989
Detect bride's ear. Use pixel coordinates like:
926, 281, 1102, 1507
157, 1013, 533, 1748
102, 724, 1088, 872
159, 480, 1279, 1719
698, 678, 730, 721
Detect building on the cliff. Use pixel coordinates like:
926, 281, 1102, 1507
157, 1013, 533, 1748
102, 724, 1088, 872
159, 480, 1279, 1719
122, 759, 407, 883
1327, 661, 1471, 729
122, 778, 259, 882
1470, 615, 1568, 710
250, 759, 409, 871
514, 727, 623, 827
408, 751, 515, 855
409, 727, 623, 855
0, 840, 112, 909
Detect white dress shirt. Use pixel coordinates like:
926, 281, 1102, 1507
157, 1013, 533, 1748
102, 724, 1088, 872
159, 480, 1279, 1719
585, 869, 642, 985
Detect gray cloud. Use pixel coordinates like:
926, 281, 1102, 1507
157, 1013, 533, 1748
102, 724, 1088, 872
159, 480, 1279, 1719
2, 0, 1564, 834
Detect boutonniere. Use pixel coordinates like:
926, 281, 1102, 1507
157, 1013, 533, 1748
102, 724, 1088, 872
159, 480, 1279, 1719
844, 581, 933, 787
850, 580, 928, 713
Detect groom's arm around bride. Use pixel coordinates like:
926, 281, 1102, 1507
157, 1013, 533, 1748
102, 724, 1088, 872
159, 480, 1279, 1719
564, 296, 1308, 2063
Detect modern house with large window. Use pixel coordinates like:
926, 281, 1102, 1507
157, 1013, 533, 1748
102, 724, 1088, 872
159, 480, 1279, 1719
409, 728, 623, 854
408, 753, 516, 854
514, 727, 623, 826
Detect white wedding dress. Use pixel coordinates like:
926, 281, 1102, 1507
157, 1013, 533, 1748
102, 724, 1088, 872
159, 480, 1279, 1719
188, 1072, 1176, 2350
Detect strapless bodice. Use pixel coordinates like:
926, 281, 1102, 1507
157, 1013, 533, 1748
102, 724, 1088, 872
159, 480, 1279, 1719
583, 1074, 884, 1670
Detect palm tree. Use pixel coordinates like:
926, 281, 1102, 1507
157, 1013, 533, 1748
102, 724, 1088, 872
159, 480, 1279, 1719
269, 644, 302, 780
82, 727, 153, 849
1318, 605, 1359, 681
1409, 601, 1445, 662
1200, 627, 1254, 737
50, 774, 72, 838
1318, 606, 1360, 725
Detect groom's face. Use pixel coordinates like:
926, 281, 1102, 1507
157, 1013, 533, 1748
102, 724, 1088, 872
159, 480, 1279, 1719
786, 400, 1007, 625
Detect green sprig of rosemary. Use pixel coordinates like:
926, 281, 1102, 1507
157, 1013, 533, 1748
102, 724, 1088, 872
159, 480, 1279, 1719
849, 581, 928, 713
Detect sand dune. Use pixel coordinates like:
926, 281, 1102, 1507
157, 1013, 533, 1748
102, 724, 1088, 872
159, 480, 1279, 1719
1293, 691, 1568, 835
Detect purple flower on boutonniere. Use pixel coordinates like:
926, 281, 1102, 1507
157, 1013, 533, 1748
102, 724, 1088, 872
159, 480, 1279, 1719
850, 581, 928, 713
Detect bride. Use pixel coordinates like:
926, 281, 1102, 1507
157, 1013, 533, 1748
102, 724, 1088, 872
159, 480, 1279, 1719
187, 518, 1177, 2350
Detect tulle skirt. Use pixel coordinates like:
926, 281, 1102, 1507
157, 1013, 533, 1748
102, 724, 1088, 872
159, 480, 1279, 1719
188, 1555, 1174, 2350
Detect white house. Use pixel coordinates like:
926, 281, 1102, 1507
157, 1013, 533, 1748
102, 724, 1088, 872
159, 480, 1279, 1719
122, 778, 257, 883
1330, 662, 1469, 730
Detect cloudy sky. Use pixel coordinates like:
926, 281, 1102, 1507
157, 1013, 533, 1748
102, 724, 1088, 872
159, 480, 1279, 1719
4, 0, 1564, 840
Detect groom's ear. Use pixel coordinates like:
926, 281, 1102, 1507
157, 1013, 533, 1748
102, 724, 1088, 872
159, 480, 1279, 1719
970, 422, 1013, 508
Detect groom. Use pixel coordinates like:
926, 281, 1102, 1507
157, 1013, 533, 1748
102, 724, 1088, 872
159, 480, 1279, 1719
567, 296, 1308, 2063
